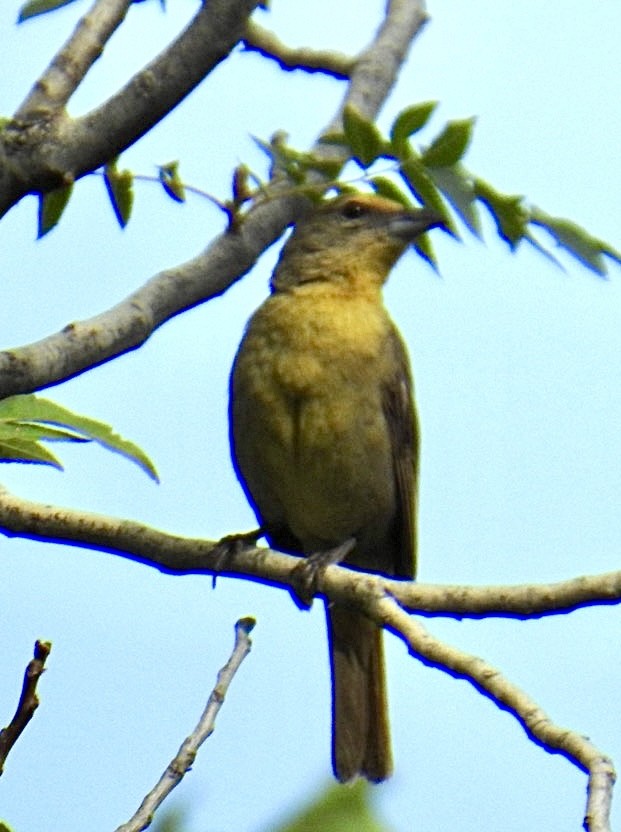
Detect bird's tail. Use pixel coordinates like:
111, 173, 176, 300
326, 603, 392, 782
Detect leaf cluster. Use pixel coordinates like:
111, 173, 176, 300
318, 103, 621, 275
32, 99, 620, 277
0, 394, 158, 480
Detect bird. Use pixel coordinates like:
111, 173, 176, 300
229, 192, 443, 782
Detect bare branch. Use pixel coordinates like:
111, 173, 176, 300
378, 601, 616, 832
0, 0, 430, 396
242, 20, 354, 78
114, 618, 254, 832
0, 640, 52, 774
15, 0, 133, 120
387, 571, 621, 618
0, 0, 262, 217
330, 0, 429, 131
0, 485, 616, 827
1, 486, 621, 620
68, 0, 262, 178
0, 195, 301, 398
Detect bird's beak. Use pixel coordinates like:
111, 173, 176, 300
387, 208, 446, 241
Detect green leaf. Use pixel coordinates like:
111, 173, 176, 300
369, 176, 411, 207
473, 177, 527, 248
428, 164, 481, 236
523, 231, 565, 272
37, 183, 73, 238
104, 160, 134, 227
529, 208, 621, 276
421, 117, 476, 168
0, 395, 159, 481
150, 808, 186, 832
342, 105, 385, 167
0, 820, 17, 832
400, 156, 457, 237
275, 780, 392, 832
389, 101, 438, 156
254, 133, 343, 185
317, 131, 349, 147
18, 0, 77, 21
302, 153, 343, 180
0, 436, 63, 468
0, 421, 87, 443
158, 161, 186, 204
413, 233, 440, 272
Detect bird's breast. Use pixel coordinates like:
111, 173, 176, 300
231, 289, 398, 549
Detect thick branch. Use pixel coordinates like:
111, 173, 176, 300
0, 195, 302, 397
68, 0, 261, 178
328, 0, 429, 132
114, 618, 254, 832
0, 0, 262, 217
387, 571, 621, 618
0, 1, 430, 397
15, 0, 133, 120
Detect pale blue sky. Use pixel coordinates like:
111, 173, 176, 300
1, 2, 620, 830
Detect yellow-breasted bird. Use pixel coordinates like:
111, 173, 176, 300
229, 192, 443, 782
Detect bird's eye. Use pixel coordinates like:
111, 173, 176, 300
341, 201, 366, 220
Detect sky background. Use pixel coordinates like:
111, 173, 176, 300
1, 1, 621, 830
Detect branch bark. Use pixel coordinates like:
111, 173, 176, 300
15, 0, 133, 120
0, 640, 52, 775
0, 0, 430, 398
1, 484, 621, 619
0, 484, 616, 830
114, 618, 255, 832
0, 0, 262, 217
378, 601, 615, 832
242, 20, 354, 78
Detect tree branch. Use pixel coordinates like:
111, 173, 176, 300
0, 0, 262, 217
0, 0, 430, 397
1, 485, 621, 619
15, 0, 133, 121
377, 600, 615, 832
0, 640, 52, 774
114, 618, 255, 832
331, 0, 428, 130
0, 485, 616, 828
242, 20, 354, 78
68, 0, 262, 178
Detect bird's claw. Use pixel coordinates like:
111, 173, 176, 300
210, 529, 262, 585
291, 537, 356, 609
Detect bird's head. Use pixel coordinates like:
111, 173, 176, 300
271, 193, 444, 292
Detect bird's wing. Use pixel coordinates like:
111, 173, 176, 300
382, 328, 419, 579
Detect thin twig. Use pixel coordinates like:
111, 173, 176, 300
114, 618, 255, 832
0, 640, 52, 774
242, 20, 354, 78
15, 0, 133, 120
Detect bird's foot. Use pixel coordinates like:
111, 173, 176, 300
291, 537, 356, 609
210, 529, 262, 584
